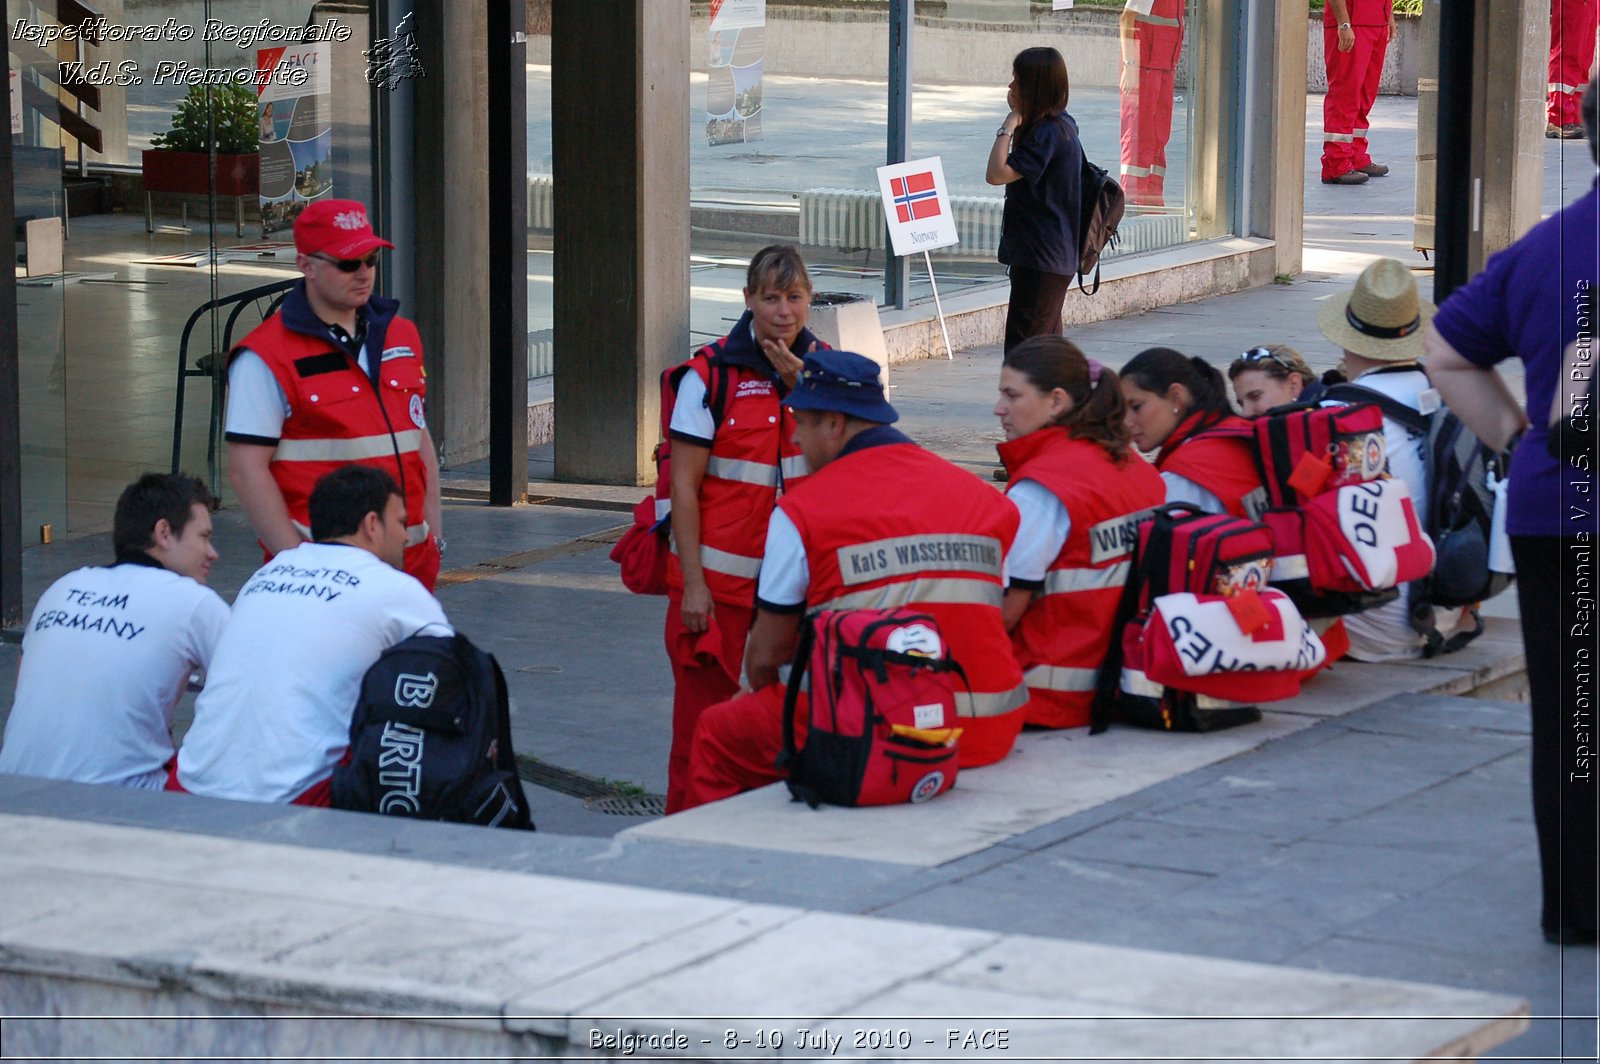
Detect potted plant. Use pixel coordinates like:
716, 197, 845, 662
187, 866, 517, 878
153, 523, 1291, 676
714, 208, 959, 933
142, 83, 261, 199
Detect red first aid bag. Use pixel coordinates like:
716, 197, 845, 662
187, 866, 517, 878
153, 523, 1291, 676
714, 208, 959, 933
1254, 402, 1389, 507
609, 495, 670, 596
780, 609, 965, 808
1134, 589, 1327, 701
1132, 506, 1276, 608
1263, 477, 1434, 596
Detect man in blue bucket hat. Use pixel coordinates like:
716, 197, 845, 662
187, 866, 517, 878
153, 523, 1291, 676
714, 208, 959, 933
679, 352, 1029, 809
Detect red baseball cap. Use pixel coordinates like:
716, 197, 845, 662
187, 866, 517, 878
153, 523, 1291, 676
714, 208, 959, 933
293, 199, 395, 259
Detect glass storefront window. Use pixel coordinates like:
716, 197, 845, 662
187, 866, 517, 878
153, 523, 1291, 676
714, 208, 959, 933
10, 0, 376, 533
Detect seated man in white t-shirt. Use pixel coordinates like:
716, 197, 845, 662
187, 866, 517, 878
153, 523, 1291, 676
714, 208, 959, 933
1318, 258, 1473, 662
0, 474, 229, 790
173, 465, 451, 806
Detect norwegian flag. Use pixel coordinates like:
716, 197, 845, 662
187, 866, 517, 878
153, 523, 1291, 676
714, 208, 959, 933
891, 171, 941, 223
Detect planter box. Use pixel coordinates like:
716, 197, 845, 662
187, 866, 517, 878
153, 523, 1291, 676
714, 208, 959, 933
141, 149, 259, 197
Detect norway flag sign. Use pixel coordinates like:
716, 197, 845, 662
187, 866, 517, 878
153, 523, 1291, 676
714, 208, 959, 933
876, 157, 959, 257
891, 171, 940, 223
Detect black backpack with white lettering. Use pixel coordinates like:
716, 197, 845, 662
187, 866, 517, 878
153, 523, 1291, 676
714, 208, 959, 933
331, 632, 534, 830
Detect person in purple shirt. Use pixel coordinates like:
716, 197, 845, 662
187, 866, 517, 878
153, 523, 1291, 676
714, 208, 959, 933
1424, 76, 1600, 946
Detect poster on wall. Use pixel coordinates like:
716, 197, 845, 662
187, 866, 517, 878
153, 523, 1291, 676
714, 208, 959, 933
257, 43, 333, 237
706, 0, 765, 146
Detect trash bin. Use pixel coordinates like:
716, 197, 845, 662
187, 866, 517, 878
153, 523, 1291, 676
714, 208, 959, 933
808, 291, 890, 386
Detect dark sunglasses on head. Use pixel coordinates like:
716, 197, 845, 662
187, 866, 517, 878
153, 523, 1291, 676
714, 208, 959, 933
313, 251, 380, 272
1239, 346, 1292, 370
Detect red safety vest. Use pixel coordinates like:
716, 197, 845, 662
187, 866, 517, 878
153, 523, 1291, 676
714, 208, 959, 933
234, 313, 431, 553
666, 346, 809, 607
779, 439, 1028, 768
1155, 412, 1265, 520
998, 429, 1165, 729
1132, 0, 1185, 69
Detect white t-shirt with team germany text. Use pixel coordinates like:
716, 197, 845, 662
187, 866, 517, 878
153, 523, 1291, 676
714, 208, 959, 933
0, 559, 229, 790
177, 541, 450, 803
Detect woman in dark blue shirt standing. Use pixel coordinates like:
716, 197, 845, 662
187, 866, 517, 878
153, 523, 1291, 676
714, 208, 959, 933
987, 46, 1084, 353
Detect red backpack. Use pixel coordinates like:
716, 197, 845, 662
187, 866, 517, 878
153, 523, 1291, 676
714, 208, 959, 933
779, 609, 965, 808
1249, 402, 1434, 617
609, 348, 732, 595
1093, 504, 1325, 734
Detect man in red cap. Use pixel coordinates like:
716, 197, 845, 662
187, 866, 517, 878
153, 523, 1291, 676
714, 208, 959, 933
225, 199, 443, 589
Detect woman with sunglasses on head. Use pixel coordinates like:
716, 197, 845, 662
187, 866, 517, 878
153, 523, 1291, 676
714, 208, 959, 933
1227, 344, 1336, 418
987, 46, 1084, 352
661, 244, 822, 814
996, 337, 1163, 728
1120, 346, 1264, 518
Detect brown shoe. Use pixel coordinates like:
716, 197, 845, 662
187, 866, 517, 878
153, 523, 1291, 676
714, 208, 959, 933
1358, 162, 1389, 177
1549, 121, 1586, 139
1322, 170, 1370, 185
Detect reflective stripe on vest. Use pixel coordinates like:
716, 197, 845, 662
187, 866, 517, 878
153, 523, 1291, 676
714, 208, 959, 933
816, 575, 1004, 613
698, 543, 763, 580
705, 455, 780, 488
1136, 12, 1180, 26
1273, 554, 1310, 580
290, 518, 432, 548
1122, 666, 1163, 699
958, 683, 1032, 719
1042, 560, 1131, 596
1552, 81, 1585, 94
1024, 664, 1098, 693
781, 454, 810, 481
274, 429, 423, 464
1324, 132, 1354, 142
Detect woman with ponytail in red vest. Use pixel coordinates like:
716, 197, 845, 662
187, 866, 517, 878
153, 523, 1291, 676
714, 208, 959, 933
1119, 347, 1265, 519
995, 337, 1164, 729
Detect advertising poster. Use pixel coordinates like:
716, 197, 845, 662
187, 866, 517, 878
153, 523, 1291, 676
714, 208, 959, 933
256, 42, 332, 236
706, 0, 764, 146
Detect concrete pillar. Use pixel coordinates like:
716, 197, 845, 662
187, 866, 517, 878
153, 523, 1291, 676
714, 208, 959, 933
1470, 0, 1548, 272
551, 0, 690, 486
1265, 0, 1309, 278
411, 0, 492, 467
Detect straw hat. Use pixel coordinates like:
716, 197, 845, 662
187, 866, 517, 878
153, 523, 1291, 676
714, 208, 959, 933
1317, 257, 1435, 363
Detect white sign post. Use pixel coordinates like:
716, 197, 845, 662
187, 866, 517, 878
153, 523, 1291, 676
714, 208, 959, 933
876, 156, 960, 360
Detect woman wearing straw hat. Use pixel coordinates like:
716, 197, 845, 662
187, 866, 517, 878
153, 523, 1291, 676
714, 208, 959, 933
1316, 257, 1474, 663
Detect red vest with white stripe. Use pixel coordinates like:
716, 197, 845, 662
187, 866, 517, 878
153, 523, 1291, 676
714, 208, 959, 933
235, 313, 430, 551
998, 429, 1165, 729
1156, 412, 1265, 520
1132, 0, 1185, 68
779, 438, 1027, 768
666, 348, 809, 607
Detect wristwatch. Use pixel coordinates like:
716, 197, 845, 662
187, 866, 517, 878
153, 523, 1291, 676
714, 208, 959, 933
1338, 21, 1352, 28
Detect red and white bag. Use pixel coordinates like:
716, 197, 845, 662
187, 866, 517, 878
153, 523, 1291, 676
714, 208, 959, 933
1134, 589, 1327, 702
780, 609, 965, 808
1262, 477, 1435, 596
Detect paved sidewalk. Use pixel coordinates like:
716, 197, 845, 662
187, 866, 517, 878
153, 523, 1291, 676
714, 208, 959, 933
3, 94, 1597, 1059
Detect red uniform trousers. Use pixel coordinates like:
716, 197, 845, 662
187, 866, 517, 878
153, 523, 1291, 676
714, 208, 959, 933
1550, 0, 1598, 126
681, 682, 804, 811
1321, 25, 1388, 180
664, 597, 753, 813
1119, 64, 1178, 206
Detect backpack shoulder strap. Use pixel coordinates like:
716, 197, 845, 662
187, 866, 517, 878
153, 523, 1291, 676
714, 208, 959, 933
1325, 383, 1431, 435
777, 613, 820, 772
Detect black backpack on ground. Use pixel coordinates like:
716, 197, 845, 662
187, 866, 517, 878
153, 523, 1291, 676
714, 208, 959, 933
1075, 151, 1126, 295
1326, 379, 1514, 656
332, 632, 535, 830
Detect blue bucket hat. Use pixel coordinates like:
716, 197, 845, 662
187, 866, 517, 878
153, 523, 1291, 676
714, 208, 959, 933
785, 350, 899, 424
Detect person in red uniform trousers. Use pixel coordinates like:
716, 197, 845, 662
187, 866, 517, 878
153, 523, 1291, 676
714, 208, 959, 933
1118, 0, 1185, 208
225, 199, 443, 589
995, 337, 1164, 729
1320, 0, 1396, 185
662, 245, 821, 814
1548, 0, 1598, 138
680, 351, 1029, 811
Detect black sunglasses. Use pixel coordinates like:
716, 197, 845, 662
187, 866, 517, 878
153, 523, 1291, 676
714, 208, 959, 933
1239, 346, 1293, 370
313, 251, 380, 272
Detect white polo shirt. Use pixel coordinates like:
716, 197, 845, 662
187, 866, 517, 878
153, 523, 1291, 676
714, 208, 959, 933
176, 541, 450, 803
0, 559, 229, 790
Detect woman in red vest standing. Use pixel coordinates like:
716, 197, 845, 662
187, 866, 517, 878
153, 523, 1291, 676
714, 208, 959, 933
663, 246, 820, 814
995, 337, 1164, 729
1119, 346, 1264, 518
